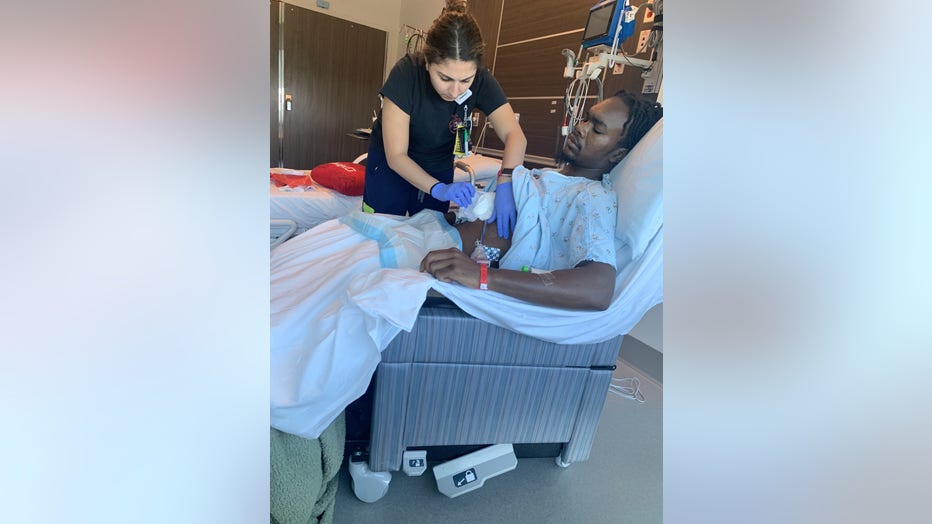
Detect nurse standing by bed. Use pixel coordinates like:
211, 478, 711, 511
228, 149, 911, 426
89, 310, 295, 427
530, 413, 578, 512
362, 0, 527, 239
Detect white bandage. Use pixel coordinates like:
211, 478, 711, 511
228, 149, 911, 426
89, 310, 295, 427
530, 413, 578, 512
455, 189, 494, 222
536, 270, 555, 286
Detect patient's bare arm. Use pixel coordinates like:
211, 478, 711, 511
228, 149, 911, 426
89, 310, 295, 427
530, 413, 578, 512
427, 212, 615, 310
419, 250, 616, 311
493, 261, 615, 310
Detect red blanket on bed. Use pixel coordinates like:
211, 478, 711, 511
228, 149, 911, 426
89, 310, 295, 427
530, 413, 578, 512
270, 170, 313, 188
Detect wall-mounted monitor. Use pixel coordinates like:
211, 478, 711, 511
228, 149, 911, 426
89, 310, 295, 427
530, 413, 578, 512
583, 0, 644, 52
582, 0, 621, 49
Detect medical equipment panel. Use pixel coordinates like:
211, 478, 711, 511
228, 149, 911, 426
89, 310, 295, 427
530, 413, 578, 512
583, 0, 628, 50
561, 1, 662, 148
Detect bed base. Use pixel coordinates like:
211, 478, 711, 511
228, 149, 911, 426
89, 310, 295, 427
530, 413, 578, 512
367, 300, 622, 474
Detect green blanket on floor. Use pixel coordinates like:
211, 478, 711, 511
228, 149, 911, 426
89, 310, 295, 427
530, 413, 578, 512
270, 412, 345, 524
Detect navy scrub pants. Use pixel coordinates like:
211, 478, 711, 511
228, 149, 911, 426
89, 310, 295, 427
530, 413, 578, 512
362, 146, 454, 216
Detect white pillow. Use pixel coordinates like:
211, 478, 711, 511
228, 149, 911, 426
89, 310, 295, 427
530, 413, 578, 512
609, 118, 662, 259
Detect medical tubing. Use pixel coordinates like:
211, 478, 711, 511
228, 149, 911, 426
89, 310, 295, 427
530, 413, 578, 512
563, 76, 586, 147
475, 121, 487, 150
563, 44, 615, 151
608, 12, 622, 67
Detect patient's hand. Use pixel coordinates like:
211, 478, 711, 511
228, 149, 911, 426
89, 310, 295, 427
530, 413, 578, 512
420, 248, 481, 289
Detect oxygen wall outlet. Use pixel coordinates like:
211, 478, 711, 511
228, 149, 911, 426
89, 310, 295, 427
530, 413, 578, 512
636, 30, 651, 54
643, 6, 655, 23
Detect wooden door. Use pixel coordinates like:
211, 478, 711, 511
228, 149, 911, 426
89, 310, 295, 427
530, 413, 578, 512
271, 2, 386, 169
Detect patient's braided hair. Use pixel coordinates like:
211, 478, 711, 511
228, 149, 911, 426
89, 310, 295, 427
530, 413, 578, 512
611, 90, 663, 151
424, 0, 484, 66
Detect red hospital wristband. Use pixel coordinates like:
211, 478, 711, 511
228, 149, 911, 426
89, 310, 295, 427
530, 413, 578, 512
479, 264, 489, 290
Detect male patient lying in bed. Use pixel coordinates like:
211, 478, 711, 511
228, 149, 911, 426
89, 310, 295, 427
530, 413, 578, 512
421, 91, 663, 311
270, 91, 662, 440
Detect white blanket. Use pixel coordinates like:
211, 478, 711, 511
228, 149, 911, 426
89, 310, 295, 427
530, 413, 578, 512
270, 210, 661, 439
271, 219, 438, 439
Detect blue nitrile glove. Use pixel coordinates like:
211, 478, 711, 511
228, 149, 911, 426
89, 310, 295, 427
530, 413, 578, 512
488, 181, 516, 239
430, 181, 475, 208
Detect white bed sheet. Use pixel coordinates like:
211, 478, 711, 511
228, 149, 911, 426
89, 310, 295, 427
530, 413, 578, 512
270, 213, 661, 439
270, 183, 362, 233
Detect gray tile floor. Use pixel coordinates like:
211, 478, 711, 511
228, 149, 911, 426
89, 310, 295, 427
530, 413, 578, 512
332, 354, 662, 523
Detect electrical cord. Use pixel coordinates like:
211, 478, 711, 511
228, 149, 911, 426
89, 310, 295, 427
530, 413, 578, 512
608, 377, 646, 403
405, 31, 426, 54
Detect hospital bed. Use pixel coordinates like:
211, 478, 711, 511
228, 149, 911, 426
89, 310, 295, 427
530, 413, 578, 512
357, 120, 663, 500
270, 119, 663, 502
270, 153, 503, 236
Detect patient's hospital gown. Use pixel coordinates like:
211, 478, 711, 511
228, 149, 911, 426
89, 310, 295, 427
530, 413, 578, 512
500, 167, 618, 271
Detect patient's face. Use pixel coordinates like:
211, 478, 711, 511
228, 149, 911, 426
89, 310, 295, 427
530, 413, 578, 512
427, 59, 478, 102
561, 97, 629, 172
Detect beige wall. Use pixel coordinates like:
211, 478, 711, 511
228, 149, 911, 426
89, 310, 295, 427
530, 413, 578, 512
400, 0, 445, 59
283, 0, 449, 79
628, 303, 663, 352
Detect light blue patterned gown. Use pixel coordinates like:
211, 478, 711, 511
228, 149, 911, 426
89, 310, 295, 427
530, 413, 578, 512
499, 168, 617, 271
